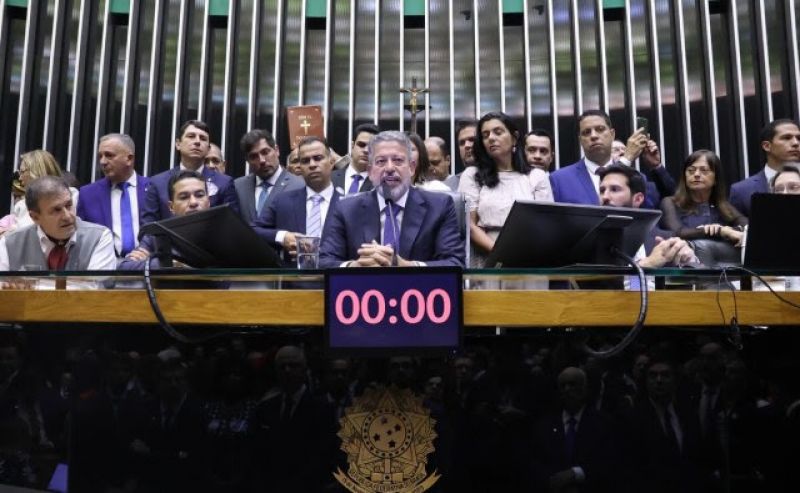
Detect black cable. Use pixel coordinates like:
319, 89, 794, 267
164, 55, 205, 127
715, 268, 742, 350
143, 256, 228, 344
724, 266, 800, 309
580, 246, 648, 359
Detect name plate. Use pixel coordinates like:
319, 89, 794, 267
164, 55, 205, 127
324, 267, 462, 354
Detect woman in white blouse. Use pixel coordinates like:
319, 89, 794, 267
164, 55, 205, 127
458, 111, 553, 267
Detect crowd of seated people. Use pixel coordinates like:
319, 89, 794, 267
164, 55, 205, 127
1, 329, 799, 492
0, 111, 799, 277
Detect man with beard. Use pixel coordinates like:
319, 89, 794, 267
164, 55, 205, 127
444, 118, 478, 191
319, 131, 464, 268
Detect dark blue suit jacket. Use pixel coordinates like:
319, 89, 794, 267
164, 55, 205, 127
550, 159, 658, 209
77, 174, 150, 230
729, 170, 768, 218
141, 167, 239, 224
319, 188, 465, 268
253, 186, 342, 262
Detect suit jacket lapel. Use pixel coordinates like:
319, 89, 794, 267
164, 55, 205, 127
243, 175, 257, 218
100, 178, 113, 229
577, 160, 598, 202
398, 189, 426, 259
756, 170, 769, 193
291, 189, 306, 234
362, 192, 381, 244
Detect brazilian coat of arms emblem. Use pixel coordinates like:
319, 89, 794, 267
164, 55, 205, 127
334, 386, 441, 493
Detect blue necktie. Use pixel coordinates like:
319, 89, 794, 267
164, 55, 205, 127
306, 194, 324, 237
118, 182, 135, 256
348, 174, 363, 195
257, 180, 272, 215
383, 201, 402, 252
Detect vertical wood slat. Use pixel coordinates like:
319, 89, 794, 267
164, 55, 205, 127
728, 0, 749, 176
272, 0, 285, 134
298, 0, 307, 105
448, 0, 455, 171
14, 0, 39, 168
348, 0, 355, 143
472, 0, 479, 118
169, 0, 189, 169
374, 0, 380, 124
220, 0, 235, 155
120, 0, 140, 135
197, 0, 210, 119
399, 0, 405, 131
698, 0, 719, 153
755, 0, 774, 122
570, 0, 582, 117
92, 0, 113, 180
674, 0, 693, 153
787, 0, 800, 119
623, 0, 636, 139
547, 0, 559, 168
497, 0, 505, 113
323, 0, 333, 136
143, 0, 164, 176
424, 0, 430, 137
647, 0, 666, 164
595, 0, 608, 113
44, 0, 67, 149
66, 0, 91, 172
522, 0, 531, 131
247, 0, 260, 130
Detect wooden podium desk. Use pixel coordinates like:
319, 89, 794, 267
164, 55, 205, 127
1, 269, 799, 327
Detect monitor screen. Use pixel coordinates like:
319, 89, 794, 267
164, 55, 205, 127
744, 193, 800, 270
325, 267, 462, 355
485, 201, 662, 268
139, 205, 281, 268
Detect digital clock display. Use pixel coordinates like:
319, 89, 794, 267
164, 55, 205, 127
325, 267, 462, 353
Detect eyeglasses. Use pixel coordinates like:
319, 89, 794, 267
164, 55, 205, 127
685, 166, 713, 176
774, 182, 800, 194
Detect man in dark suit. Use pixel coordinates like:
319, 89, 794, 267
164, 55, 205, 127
142, 120, 239, 224
253, 136, 341, 265
319, 130, 465, 268
443, 118, 478, 191
119, 170, 210, 270
250, 346, 337, 492
531, 367, 619, 492
730, 119, 800, 217
550, 110, 659, 209
233, 128, 304, 225
331, 123, 379, 196
77, 133, 149, 257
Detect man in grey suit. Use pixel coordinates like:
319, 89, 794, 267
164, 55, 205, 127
234, 129, 304, 225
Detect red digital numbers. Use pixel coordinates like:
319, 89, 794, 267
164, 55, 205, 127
334, 288, 452, 325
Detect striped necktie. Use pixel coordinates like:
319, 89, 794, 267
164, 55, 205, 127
306, 194, 324, 237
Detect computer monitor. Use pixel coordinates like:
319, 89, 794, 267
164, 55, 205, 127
139, 205, 282, 268
744, 193, 800, 270
484, 201, 662, 268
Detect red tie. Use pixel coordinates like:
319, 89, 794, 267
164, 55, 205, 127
47, 241, 68, 270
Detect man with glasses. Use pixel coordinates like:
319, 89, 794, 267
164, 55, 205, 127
319, 131, 464, 268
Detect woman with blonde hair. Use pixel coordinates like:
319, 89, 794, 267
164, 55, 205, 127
0, 150, 79, 236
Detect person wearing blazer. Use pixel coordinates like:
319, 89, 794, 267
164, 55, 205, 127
141, 120, 239, 224
319, 131, 465, 268
77, 133, 149, 257
730, 119, 800, 217
331, 123, 380, 196
253, 136, 342, 265
233, 128, 304, 225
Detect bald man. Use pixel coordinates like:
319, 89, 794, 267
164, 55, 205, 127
424, 136, 451, 181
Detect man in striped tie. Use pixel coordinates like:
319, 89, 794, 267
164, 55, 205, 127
252, 136, 341, 266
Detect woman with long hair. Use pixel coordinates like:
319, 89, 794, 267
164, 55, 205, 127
458, 111, 553, 267
660, 149, 745, 245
